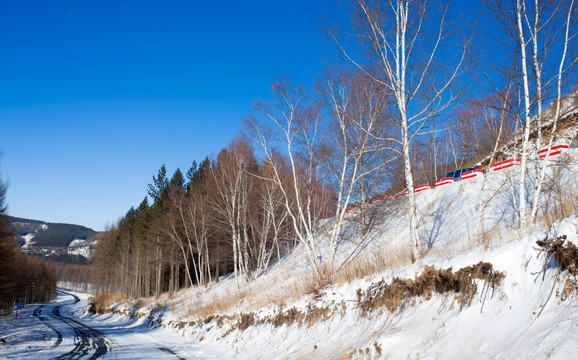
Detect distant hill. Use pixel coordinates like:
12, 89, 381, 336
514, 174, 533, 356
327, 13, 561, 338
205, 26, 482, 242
8, 216, 99, 264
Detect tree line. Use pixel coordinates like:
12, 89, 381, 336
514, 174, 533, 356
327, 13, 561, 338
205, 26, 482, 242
91, 148, 332, 297
0, 177, 57, 313
92, 0, 577, 298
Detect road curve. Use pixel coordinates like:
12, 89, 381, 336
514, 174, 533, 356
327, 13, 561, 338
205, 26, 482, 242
32, 305, 63, 348
50, 291, 111, 360
24, 291, 194, 360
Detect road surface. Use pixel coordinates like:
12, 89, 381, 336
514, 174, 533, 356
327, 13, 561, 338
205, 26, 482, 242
0, 290, 232, 359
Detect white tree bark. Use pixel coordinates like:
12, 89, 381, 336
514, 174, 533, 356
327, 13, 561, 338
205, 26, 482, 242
516, 0, 533, 228
530, 0, 575, 222
247, 80, 324, 274
333, 0, 464, 260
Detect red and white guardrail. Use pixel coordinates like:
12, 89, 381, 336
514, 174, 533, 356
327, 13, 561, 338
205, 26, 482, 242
415, 184, 431, 193
461, 169, 484, 180
539, 144, 569, 159
435, 177, 454, 187
491, 158, 521, 171
349, 144, 572, 211
398, 184, 431, 196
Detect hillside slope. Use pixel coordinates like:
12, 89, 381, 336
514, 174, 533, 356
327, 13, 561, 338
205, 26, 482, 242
9, 217, 98, 264
93, 143, 578, 359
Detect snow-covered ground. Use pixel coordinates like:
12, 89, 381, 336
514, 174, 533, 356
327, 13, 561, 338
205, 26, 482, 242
0, 291, 234, 359
2, 149, 577, 359
85, 148, 576, 359
66, 244, 93, 258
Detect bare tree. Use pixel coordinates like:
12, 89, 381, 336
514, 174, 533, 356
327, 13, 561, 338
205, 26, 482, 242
491, 0, 577, 227
250, 160, 291, 276
245, 77, 330, 273
331, 0, 465, 260
210, 140, 256, 285
318, 69, 393, 267
530, 0, 576, 223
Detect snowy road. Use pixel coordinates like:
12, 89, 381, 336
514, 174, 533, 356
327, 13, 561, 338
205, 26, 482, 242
0, 290, 233, 360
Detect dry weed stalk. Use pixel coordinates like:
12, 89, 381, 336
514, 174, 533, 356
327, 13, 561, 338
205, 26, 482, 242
535, 156, 578, 228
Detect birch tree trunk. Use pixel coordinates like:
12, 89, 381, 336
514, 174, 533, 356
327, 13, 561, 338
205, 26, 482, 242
247, 79, 326, 275
530, 0, 575, 222
516, 0, 533, 228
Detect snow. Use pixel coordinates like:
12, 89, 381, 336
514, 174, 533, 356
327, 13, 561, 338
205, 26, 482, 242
68, 239, 86, 247
0, 291, 234, 359
21, 233, 35, 249
2, 150, 578, 358
67, 244, 93, 258
151, 148, 578, 359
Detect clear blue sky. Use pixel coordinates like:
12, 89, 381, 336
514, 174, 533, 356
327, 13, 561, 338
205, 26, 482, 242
0, 0, 349, 230
0, 1, 490, 231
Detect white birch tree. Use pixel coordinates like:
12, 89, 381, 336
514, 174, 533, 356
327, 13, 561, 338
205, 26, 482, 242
318, 69, 393, 267
530, 0, 575, 223
245, 78, 329, 274
492, 0, 577, 226
331, 0, 465, 260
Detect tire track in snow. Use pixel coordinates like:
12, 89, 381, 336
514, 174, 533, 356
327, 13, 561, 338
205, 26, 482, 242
159, 347, 187, 360
32, 305, 63, 348
50, 291, 111, 360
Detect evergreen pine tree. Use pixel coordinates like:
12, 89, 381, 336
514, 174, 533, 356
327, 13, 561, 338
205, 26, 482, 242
148, 164, 169, 203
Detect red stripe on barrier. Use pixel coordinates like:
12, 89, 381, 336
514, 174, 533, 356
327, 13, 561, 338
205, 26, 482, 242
435, 177, 454, 186
539, 144, 568, 153
415, 184, 431, 193
539, 144, 569, 158
462, 169, 484, 180
492, 158, 520, 171
540, 151, 562, 158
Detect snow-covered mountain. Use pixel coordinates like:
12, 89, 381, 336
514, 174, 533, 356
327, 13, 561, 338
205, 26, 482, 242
9, 217, 98, 264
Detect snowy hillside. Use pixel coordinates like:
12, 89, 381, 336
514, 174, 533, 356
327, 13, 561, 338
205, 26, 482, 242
9, 217, 98, 264
88, 146, 578, 359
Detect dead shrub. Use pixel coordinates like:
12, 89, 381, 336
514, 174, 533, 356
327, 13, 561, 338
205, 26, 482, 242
536, 235, 578, 275
357, 262, 505, 315
88, 292, 129, 314
235, 312, 256, 331
269, 306, 303, 327
303, 305, 332, 327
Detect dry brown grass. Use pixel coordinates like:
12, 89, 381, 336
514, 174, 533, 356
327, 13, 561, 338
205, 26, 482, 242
536, 157, 578, 228
88, 292, 129, 314
185, 285, 250, 319
303, 263, 335, 297
181, 247, 411, 323
357, 262, 505, 315
334, 246, 414, 287
182, 242, 447, 323
184, 272, 313, 320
